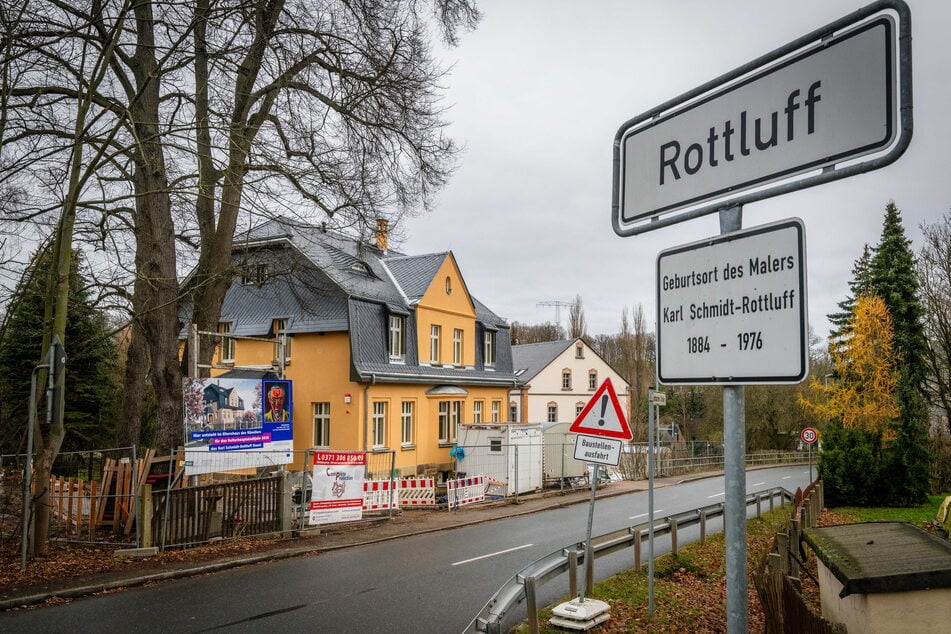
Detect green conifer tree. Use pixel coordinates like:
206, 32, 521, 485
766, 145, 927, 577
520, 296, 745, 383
0, 246, 120, 456
869, 202, 932, 504
827, 244, 873, 353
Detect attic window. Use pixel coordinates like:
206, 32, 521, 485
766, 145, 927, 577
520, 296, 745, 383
241, 263, 268, 286
445, 276, 452, 295
351, 261, 370, 274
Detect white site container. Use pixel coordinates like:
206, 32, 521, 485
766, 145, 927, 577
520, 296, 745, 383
455, 423, 543, 496
541, 422, 588, 482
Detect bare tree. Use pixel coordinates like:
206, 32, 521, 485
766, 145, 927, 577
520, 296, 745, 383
1, 0, 480, 452
619, 305, 653, 436
918, 212, 951, 435
510, 321, 565, 345
182, 0, 481, 376
567, 295, 587, 340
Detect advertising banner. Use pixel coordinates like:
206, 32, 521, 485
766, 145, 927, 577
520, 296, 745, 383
309, 451, 366, 525
182, 377, 294, 475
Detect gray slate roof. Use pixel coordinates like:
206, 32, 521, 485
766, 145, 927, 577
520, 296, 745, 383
210, 217, 513, 386
511, 339, 576, 383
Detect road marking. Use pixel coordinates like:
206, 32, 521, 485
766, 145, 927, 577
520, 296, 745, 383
708, 492, 725, 498
753, 482, 765, 487
452, 543, 534, 566
629, 510, 664, 520
782, 476, 792, 480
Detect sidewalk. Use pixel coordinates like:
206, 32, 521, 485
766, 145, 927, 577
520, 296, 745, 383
0, 474, 695, 611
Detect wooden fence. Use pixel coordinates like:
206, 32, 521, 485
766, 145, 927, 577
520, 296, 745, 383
150, 474, 284, 548
753, 481, 846, 634
48, 449, 164, 541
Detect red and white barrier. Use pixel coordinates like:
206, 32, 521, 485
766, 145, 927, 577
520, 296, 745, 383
363, 479, 399, 511
398, 477, 436, 506
447, 474, 486, 509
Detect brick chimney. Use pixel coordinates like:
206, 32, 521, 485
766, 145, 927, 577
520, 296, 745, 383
375, 218, 389, 252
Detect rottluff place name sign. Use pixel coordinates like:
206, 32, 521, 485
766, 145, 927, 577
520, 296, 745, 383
613, 2, 910, 236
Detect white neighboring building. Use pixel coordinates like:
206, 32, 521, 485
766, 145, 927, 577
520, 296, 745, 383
509, 338, 631, 425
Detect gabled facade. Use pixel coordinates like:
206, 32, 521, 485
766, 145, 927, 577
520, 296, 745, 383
510, 338, 631, 426
192, 218, 516, 477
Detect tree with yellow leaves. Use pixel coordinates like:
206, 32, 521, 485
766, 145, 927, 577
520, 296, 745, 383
801, 295, 899, 440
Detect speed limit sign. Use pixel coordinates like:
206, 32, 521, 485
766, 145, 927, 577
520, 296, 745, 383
801, 427, 818, 445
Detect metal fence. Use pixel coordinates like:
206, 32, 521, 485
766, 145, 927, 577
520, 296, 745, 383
2, 439, 807, 554
1, 447, 401, 553
454, 439, 804, 497
150, 448, 399, 549
0, 447, 142, 548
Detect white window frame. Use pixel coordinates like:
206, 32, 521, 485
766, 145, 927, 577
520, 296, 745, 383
274, 319, 291, 363
218, 322, 234, 363
430, 325, 441, 363
453, 328, 463, 365
589, 370, 598, 391
312, 402, 330, 447
372, 401, 387, 448
401, 401, 414, 446
388, 315, 405, 362
451, 401, 461, 440
472, 400, 483, 424
491, 400, 501, 423
576, 402, 585, 418
548, 403, 558, 423
484, 330, 496, 368
562, 369, 572, 391
438, 400, 459, 444
509, 402, 518, 423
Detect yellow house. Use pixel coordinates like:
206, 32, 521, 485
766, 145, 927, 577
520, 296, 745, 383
201, 218, 516, 478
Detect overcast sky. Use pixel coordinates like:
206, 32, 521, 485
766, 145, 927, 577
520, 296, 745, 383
403, 0, 949, 340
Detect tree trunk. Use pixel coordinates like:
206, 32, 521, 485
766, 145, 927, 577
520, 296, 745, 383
187, 0, 280, 374
127, 0, 183, 455
117, 321, 147, 448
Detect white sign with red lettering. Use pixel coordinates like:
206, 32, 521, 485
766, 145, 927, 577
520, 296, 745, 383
309, 451, 366, 525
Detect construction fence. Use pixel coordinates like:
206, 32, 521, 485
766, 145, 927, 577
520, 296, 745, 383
1, 441, 808, 553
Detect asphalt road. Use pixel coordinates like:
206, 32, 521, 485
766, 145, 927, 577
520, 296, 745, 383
0, 465, 810, 633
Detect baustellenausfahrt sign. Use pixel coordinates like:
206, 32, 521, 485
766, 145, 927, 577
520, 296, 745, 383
612, 0, 911, 236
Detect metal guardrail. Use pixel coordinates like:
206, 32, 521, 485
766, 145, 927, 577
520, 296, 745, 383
464, 486, 794, 633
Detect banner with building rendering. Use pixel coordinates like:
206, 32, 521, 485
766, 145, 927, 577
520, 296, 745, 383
182, 377, 294, 475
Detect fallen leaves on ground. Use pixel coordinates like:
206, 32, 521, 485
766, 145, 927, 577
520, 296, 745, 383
0, 535, 302, 599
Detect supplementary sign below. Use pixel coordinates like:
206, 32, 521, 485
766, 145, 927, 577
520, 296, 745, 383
573, 435, 623, 467
656, 218, 808, 384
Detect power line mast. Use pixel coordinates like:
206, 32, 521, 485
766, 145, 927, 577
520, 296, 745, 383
536, 300, 574, 332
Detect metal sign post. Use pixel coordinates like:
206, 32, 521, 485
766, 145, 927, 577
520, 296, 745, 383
580, 462, 598, 604
646, 388, 656, 616
801, 427, 819, 482
551, 383, 632, 630
719, 206, 748, 634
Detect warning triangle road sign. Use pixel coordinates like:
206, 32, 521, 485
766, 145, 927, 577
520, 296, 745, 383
569, 378, 633, 441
